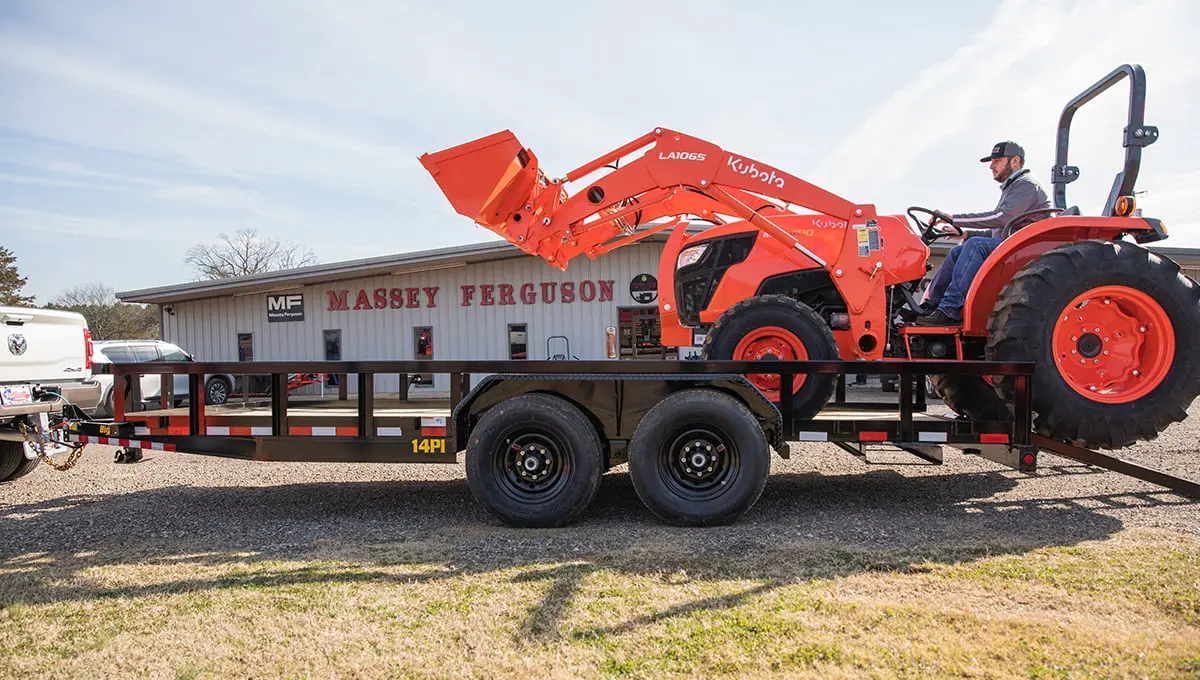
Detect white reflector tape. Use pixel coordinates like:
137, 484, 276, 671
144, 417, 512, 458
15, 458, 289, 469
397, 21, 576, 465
250, 427, 272, 436
421, 416, 446, 427
312, 427, 338, 436
134, 426, 150, 435
796, 431, 828, 441
68, 434, 176, 452
206, 426, 230, 436
376, 427, 404, 437
918, 431, 948, 443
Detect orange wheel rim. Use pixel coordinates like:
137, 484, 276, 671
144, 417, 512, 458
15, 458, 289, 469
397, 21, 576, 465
732, 326, 809, 399
1051, 285, 1175, 404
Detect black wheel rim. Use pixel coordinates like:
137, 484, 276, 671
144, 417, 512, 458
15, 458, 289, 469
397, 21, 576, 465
492, 428, 571, 504
657, 425, 740, 501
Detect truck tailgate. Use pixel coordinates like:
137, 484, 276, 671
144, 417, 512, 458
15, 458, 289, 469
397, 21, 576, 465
1, 307, 91, 384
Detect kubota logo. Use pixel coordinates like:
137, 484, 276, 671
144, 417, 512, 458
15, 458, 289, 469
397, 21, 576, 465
658, 151, 706, 161
728, 156, 785, 189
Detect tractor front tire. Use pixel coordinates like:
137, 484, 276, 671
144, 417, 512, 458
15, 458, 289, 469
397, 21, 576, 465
701, 295, 839, 421
986, 240, 1200, 449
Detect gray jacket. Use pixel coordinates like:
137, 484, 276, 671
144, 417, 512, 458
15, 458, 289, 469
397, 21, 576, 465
953, 168, 1051, 240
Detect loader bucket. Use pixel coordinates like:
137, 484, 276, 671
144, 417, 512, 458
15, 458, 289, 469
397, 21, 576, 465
418, 130, 555, 235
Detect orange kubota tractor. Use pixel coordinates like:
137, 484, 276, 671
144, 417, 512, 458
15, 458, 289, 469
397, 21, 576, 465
419, 64, 1200, 451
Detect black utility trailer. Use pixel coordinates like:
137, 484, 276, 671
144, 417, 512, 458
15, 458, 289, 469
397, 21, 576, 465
57, 358, 1200, 527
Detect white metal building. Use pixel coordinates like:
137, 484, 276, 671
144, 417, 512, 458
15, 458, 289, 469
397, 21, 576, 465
118, 235, 693, 397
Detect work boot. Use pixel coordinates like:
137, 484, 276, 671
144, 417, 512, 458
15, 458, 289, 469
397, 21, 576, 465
898, 302, 933, 322
915, 309, 962, 327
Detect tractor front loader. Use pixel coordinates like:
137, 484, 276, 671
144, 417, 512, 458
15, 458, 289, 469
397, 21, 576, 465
419, 63, 1200, 451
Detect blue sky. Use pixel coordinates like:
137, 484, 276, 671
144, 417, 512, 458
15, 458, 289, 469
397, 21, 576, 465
2, 0, 1198, 304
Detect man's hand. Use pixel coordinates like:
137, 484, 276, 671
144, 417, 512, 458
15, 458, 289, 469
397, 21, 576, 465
932, 209, 954, 225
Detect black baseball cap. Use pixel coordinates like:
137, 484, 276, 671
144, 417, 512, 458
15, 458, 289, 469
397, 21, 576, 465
980, 141, 1024, 162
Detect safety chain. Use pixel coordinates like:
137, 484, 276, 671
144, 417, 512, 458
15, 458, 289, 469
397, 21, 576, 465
18, 421, 87, 471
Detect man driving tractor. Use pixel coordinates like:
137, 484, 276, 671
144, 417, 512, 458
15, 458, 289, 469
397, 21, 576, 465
906, 140, 1051, 326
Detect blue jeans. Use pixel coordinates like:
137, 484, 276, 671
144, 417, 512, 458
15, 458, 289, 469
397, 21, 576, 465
935, 237, 1001, 319
922, 244, 960, 308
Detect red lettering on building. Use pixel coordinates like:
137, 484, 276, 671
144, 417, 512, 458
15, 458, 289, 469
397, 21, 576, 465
328, 290, 348, 311
327, 280, 614, 310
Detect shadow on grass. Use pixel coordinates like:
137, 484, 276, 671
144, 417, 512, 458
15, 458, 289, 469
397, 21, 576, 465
0, 462, 1193, 641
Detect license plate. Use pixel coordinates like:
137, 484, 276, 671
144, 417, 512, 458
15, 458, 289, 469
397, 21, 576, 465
1, 384, 33, 406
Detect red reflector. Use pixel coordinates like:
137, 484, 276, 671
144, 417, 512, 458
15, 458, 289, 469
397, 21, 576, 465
980, 433, 1009, 444
83, 328, 93, 371
1023, 453, 1036, 465
859, 431, 887, 442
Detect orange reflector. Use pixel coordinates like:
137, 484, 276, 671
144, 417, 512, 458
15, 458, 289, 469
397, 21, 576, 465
1115, 195, 1136, 216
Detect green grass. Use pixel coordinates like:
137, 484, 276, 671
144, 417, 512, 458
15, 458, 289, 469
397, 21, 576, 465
1, 529, 1198, 678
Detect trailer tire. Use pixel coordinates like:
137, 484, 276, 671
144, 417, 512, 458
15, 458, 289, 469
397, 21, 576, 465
0, 441, 39, 484
465, 393, 604, 528
702, 295, 838, 421
627, 388, 770, 527
986, 239, 1200, 449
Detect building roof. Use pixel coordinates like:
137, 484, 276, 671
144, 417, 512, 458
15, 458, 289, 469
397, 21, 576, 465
118, 224, 1200, 305
117, 223, 708, 305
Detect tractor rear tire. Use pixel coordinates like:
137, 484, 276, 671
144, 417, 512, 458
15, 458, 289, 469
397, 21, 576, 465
928, 374, 1011, 422
627, 388, 770, 526
465, 392, 604, 528
986, 239, 1200, 449
701, 295, 839, 421
0, 440, 40, 484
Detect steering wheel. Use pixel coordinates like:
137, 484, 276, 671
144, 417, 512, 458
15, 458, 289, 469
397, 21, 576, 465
907, 206, 963, 243
1003, 207, 1064, 233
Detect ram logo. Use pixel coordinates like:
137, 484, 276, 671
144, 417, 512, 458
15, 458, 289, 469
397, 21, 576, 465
7, 334, 26, 356
267, 294, 305, 322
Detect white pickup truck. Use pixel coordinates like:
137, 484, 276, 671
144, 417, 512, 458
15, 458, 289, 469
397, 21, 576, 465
1, 305, 102, 483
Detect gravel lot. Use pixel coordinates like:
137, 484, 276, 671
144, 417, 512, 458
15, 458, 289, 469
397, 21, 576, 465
2, 389, 1198, 569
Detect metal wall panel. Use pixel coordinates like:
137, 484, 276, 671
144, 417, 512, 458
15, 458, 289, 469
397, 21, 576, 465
162, 243, 671, 395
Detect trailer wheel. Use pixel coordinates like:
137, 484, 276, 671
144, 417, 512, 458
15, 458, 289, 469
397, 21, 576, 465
627, 388, 770, 526
0, 441, 39, 484
702, 295, 839, 420
465, 393, 604, 528
986, 239, 1200, 449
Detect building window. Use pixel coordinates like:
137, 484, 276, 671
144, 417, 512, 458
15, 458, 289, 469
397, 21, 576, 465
412, 326, 433, 387
618, 307, 676, 360
508, 323, 527, 360
323, 329, 342, 361
237, 333, 254, 361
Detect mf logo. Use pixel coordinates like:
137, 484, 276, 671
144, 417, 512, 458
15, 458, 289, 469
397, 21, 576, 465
267, 294, 305, 322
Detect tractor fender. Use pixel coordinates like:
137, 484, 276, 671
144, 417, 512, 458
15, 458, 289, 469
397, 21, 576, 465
962, 216, 1160, 335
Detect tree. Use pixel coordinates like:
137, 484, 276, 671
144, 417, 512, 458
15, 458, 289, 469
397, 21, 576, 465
184, 227, 318, 280
46, 283, 160, 340
0, 245, 36, 306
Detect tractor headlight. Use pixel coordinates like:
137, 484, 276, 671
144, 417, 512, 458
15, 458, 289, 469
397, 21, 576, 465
677, 244, 709, 269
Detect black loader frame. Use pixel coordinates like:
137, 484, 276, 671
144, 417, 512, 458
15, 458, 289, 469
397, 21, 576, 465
54, 357, 1200, 527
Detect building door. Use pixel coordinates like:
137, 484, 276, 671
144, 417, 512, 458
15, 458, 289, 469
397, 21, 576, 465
618, 307, 677, 360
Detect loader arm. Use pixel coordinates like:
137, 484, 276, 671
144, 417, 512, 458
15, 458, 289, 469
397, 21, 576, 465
420, 127, 891, 357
